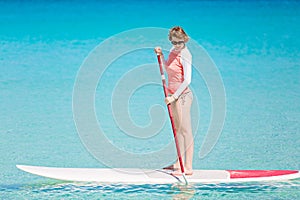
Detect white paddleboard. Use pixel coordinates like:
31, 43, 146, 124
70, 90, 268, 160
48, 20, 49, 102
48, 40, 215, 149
16, 165, 300, 184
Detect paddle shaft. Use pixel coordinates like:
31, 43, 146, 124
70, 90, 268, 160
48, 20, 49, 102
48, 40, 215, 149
156, 54, 185, 175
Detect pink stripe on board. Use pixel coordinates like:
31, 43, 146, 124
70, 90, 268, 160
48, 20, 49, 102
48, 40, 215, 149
228, 170, 298, 179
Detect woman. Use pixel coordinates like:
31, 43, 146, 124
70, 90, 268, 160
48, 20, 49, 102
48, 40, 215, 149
155, 26, 194, 175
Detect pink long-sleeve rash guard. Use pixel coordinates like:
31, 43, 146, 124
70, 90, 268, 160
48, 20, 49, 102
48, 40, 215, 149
165, 46, 192, 99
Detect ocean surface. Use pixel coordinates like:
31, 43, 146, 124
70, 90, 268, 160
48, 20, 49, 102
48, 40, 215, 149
1, 0, 299, 199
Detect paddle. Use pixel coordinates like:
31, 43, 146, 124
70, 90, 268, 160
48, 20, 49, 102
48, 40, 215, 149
156, 53, 188, 185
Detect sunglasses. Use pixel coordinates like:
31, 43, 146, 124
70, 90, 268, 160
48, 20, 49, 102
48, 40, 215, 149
171, 41, 185, 45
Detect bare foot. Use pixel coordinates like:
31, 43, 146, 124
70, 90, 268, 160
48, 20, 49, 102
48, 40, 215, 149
185, 169, 193, 176
171, 169, 193, 176
163, 165, 175, 170
163, 164, 179, 171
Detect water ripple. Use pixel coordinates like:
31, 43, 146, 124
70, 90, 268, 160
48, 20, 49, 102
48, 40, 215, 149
1, 180, 299, 199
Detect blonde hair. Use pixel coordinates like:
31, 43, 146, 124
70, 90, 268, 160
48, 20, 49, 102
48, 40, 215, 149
168, 26, 189, 42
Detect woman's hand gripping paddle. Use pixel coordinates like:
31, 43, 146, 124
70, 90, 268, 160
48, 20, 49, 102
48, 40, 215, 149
156, 53, 188, 185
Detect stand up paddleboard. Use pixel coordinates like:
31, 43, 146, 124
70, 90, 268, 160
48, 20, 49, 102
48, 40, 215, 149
16, 165, 300, 184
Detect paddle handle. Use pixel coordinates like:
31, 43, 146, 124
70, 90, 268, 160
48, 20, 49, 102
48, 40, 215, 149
156, 54, 185, 175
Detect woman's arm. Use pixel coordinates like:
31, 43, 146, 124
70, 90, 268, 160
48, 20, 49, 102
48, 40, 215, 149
172, 49, 192, 99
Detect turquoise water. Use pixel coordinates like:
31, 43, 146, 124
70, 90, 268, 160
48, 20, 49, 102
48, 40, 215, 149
1, 0, 299, 199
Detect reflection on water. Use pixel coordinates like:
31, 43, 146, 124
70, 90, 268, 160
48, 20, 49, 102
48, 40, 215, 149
172, 184, 196, 200
1, 180, 299, 199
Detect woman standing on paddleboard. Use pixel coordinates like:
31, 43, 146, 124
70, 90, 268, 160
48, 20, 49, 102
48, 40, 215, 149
155, 26, 194, 176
